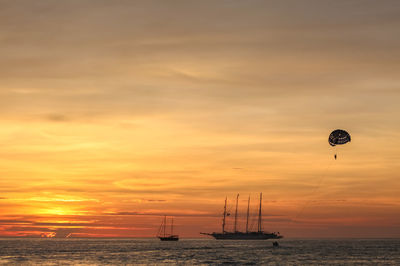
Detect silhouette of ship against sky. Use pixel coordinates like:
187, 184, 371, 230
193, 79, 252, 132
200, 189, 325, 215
201, 193, 282, 240
157, 216, 179, 241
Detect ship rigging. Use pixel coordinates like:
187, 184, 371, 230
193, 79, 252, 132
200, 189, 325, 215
201, 193, 282, 240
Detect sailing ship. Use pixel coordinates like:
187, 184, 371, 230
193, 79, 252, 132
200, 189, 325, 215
157, 216, 179, 241
201, 193, 283, 240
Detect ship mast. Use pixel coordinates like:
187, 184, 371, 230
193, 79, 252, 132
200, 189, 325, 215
257, 192, 262, 232
246, 195, 250, 233
234, 194, 239, 232
222, 196, 227, 233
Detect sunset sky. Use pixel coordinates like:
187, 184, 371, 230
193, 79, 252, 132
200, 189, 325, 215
1, 0, 400, 238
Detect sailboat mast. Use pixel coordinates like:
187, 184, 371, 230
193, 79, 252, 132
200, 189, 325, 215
234, 194, 239, 232
246, 195, 250, 233
222, 197, 227, 233
164, 215, 167, 237
257, 192, 262, 232
171, 217, 173, 236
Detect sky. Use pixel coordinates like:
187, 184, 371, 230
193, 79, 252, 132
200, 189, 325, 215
1, 0, 400, 238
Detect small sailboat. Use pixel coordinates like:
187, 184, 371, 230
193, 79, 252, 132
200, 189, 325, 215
157, 216, 179, 241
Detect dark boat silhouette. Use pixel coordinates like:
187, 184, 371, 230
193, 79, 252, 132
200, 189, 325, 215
201, 193, 283, 240
157, 216, 179, 241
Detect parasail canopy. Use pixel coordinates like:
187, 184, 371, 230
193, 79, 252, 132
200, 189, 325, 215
328, 129, 351, 146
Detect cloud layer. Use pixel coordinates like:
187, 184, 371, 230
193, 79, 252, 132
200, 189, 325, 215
1, 0, 400, 237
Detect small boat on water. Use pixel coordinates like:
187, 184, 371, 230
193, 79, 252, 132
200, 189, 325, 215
157, 216, 179, 241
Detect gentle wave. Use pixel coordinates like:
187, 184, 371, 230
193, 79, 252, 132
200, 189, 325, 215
0, 238, 399, 265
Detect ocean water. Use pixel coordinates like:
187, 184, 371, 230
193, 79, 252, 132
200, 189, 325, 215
0, 238, 399, 265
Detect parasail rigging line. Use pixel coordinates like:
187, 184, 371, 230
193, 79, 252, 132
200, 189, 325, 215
293, 159, 335, 220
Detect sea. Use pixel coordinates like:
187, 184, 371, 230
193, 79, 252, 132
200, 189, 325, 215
1, 238, 399, 265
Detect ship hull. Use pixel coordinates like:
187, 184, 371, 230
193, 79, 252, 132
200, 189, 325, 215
158, 236, 179, 241
208, 232, 282, 240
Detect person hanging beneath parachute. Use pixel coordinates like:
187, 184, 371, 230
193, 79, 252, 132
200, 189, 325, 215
328, 129, 351, 160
